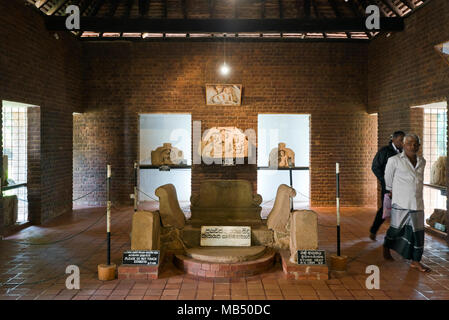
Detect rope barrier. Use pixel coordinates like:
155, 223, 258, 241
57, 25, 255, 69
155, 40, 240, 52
2, 177, 111, 246
2, 210, 107, 246
136, 188, 159, 202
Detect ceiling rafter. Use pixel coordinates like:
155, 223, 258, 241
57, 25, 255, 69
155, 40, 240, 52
124, 0, 134, 17
311, 0, 319, 18
36, 0, 51, 9
182, 0, 188, 19
369, 0, 389, 17
380, 0, 402, 16
304, 0, 311, 18
139, 0, 150, 16
107, 0, 121, 16
310, 0, 325, 38
234, 0, 239, 18
399, 0, 415, 10
328, 0, 351, 39
278, 0, 283, 19
47, 0, 70, 15
91, 0, 107, 16
80, 0, 95, 15
347, 0, 372, 39
208, 0, 215, 18
261, 0, 266, 19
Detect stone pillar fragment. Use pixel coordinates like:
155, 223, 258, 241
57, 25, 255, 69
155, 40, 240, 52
131, 211, 161, 250
289, 210, 318, 263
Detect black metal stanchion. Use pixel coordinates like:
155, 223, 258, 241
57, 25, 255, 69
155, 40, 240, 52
98, 164, 116, 280
289, 167, 294, 211
330, 162, 347, 273
107, 164, 111, 265
336, 163, 341, 256
133, 161, 138, 212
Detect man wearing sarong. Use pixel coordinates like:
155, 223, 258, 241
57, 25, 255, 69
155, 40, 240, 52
383, 133, 431, 273
370, 131, 405, 240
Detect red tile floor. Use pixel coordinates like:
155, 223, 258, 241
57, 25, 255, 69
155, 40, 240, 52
1, 204, 449, 300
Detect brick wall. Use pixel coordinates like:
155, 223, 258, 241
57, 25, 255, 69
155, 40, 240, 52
368, 0, 449, 243
75, 41, 378, 207
0, 0, 83, 228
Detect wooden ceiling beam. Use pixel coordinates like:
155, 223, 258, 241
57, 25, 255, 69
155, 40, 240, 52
348, 0, 372, 39
44, 17, 405, 32
107, 0, 121, 16
261, 0, 266, 19
380, 0, 402, 16
208, 0, 215, 18
182, 0, 188, 19
124, 0, 134, 17
47, 0, 70, 15
80, 0, 95, 15
304, 0, 311, 18
91, 0, 107, 16
139, 0, 150, 16
327, 0, 351, 39
278, 0, 283, 19
164, 0, 168, 18
399, 0, 415, 10
36, 0, 51, 9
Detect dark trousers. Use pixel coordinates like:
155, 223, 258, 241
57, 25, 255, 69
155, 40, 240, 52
370, 187, 388, 235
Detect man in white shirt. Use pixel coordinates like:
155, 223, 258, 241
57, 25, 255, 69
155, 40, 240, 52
383, 133, 430, 272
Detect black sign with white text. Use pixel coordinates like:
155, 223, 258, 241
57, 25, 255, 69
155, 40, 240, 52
122, 250, 159, 265
297, 250, 326, 265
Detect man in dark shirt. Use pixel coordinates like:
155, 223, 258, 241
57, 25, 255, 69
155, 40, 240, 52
370, 131, 405, 240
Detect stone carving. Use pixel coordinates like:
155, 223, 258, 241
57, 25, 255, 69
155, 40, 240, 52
430, 156, 446, 186
267, 184, 296, 233
190, 180, 262, 222
205, 84, 242, 106
426, 209, 447, 228
151, 143, 186, 166
289, 210, 318, 263
131, 211, 161, 250
155, 184, 186, 229
268, 143, 295, 168
199, 127, 251, 162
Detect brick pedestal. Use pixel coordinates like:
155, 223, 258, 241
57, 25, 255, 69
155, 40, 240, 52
117, 265, 159, 280
280, 250, 329, 280
174, 248, 276, 279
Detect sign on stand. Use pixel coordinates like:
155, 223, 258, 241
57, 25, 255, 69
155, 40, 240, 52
297, 250, 326, 265
122, 250, 160, 265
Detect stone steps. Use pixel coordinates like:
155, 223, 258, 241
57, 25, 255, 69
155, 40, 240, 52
174, 247, 276, 278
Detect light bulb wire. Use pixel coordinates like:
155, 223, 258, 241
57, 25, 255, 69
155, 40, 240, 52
223, 34, 226, 65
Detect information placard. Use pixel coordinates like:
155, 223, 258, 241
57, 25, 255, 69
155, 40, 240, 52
200, 226, 251, 246
297, 250, 326, 265
122, 250, 160, 265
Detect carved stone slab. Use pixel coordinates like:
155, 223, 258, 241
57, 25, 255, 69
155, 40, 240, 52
269, 142, 295, 168
200, 226, 251, 247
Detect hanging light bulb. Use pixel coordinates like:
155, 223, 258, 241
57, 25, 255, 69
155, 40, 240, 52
219, 34, 230, 76
220, 62, 230, 76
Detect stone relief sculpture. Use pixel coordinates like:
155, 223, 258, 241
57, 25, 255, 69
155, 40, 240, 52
268, 143, 295, 168
151, 143, 186, 166
205, 84, 242, 106
199, 127, 250, 161
430, 156, 446, 186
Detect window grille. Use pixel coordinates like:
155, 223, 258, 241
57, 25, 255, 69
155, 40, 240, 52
2, 104, 28, 222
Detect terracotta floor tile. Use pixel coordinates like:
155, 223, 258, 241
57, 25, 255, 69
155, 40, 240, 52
2, 205, 448, 301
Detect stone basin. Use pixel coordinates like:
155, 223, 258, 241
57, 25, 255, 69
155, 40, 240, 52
185, 246, 267, 263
